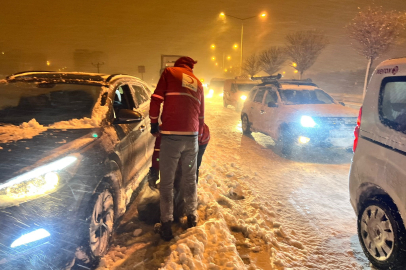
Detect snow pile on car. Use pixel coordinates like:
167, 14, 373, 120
0, 118, 47, 144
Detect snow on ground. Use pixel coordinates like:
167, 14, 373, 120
95, 96, 372, 270
97, 160, 307, 270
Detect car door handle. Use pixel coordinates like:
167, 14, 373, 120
140, 125, 146, 132
260, 110, 265, 114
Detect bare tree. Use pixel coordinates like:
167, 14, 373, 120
285, 30, 329, 79
347, 6, 406, 99
258, 47, 286, 75
242, 54, 262, 77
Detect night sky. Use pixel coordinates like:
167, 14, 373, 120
0, 0, 405, 83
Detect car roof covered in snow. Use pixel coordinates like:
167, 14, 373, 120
5, 72, 138, 86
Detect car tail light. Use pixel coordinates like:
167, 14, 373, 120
353, 106, 363, 152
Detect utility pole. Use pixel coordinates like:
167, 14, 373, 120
92, 62, 104, 73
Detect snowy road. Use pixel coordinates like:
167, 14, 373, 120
98, 96, 374, 270
204, 97, 372, 269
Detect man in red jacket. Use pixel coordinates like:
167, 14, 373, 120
149, 56, 204, 241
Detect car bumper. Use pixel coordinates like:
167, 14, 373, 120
291, 125, 354, 148
0, 185, 91, 269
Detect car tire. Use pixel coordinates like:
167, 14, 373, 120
223, 98, 228, 108
278, 128, 293, 157
357, 196, 406, 270
241, 114, 251, 135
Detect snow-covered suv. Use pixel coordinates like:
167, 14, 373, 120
349, 58, 406, 269
241, 77, 358, 155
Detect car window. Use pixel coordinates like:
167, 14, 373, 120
114, 84, 135, 116
248, 89, 257, 101
254, 89, 266, 103
379, 76, 406, 132
131, 84, 150, 107
278, 89, 334, 105
236, 84, 256, 92
265, 90, 278, 105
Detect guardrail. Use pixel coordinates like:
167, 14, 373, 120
330, 93, 362, 110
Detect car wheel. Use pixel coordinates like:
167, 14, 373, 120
242, 115, 251, 135
358, 197, 406, 269
223, 98, 228, 108
278, 129, 293, 156
89, 188, 115, 258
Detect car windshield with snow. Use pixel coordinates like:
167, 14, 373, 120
0, 72, 154, 269
241, 77, 359, 156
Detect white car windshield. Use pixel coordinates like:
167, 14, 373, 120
278, 89, 334, 105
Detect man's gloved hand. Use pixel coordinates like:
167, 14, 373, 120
148, 167, 159, 190
151, 123, 160, 137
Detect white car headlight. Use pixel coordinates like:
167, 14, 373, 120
240, 95, 247, 101
0, 156, 78, 208
300, 116, 316, 128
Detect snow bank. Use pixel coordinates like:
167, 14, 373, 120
158, 161, 307, 270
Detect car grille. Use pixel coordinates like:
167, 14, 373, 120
316, 117, 357, 127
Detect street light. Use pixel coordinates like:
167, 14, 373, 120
211, 44, 215, 49
211, 56, 216, 61
219, 12, 267, 75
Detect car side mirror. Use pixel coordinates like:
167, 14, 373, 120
114, 109, 143, 124
268, 101, 278, 108
339, 102, 345, 106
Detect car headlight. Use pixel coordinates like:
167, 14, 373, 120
300, 116, 316, 128
240, 95, 247, 101
0, 156, 78, 208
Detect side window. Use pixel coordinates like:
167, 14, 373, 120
231, 83, 238, 93
254, 89, 266, 103
265, 90, 278, 106
248, 89, 257, 101
379, 76, 406, 131
131, 84, 149, 107
113, 84, 136, 116
315, 90, 334, 104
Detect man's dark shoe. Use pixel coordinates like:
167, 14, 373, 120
187, 215, 197, 228
148, 167, 159, 190
160, 221, 173, 241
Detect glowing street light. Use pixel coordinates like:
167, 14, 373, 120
218, 12, 267, 75
211, 44, 215, 49
46, 61, 51, 66
294, 70, 299, 74
292, 62, 297, 67
215, 63, 218, 66
224, 69, 228, 72
211, 56, 216, 61
227, 56, 231, 60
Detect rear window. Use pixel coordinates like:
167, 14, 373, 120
236, 84, 256, 92
379, 76, 406, 132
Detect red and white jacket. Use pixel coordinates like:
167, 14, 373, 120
149, 63, 204, 136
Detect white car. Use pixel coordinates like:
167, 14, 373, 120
241, 77, 358, 155
350, 58, 406, 269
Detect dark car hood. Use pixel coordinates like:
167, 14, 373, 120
0, 129, 99, 183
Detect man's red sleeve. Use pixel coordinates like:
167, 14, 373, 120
149, 70, 167, 123
198, 86, 205, 136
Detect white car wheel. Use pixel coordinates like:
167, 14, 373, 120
89, 189, 114, 257
358, 197, 406, 269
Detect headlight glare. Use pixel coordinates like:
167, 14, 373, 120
0, 156, 77, 208
300, 116, 316, 128
240, 95, 247, 101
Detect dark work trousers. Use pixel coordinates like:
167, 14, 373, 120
159, 135, 198, 223
196, 143, 207, 183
